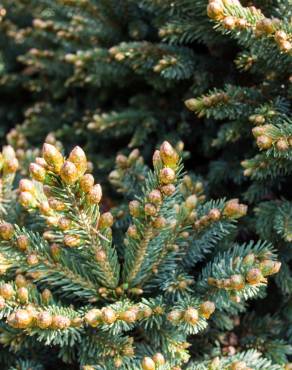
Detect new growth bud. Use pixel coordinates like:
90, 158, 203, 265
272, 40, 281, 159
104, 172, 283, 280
80, 174, 94, 193
29, 163, 46, 182
99, 212, 114, 228
159, 167, 176, 184
87, 184, 102, 204
37, 311, 53, 329
160, 141, 179, 167
42, 143, 64, 173
223, 199, 247, 219
68, 146, 87, 177
246, 268, 263, 285
60, 161, 79, 185
183, 307, 199, 325
199, 301, 215, 319
141, 357, 156, 370
0, 223, 14, 240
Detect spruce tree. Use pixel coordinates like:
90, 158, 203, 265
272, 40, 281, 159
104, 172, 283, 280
0, 0, 291, 369
0, 141, 284, 368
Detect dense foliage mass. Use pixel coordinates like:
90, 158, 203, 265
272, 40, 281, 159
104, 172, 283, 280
0, 0, 291, 369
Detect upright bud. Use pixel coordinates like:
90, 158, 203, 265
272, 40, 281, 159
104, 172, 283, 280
161, 184, 176, 196
185, 98, 202, 112
152, 150, 162, 167
183, 307, 199, 325
101, 307, 117, 324
160, 141, 179, 167
29, 163, 46, 182
35, 157, 47, 168
141, 357, 156, 370
129, 200, 140, 217
80, 174, 94, 193
42, 288, 52, 304
27, 254, 39, 266
51, 315, 71, 329
199, 301, 215, 319
42, 143, 64, 173
207, 2, 224, 20
68, 146, 87, 177
58, 217, 71, 231
19, 191, 37, 208
19, 179, 35, 193
50, 243, 61, 261
116, 154, 128, 168
167, 310, 182, 323
0, 223, 14, 240
260, 260, 281, 276
95, 249, 107, 262
37, 311, 53, 329
15, 274, 27, 287
256, 135, 273, 150
153, 216, 167, 229
148, 189, 162, 204
185, 194, 198, 210
39, 201, 52, 216
144, 203, 157, 216
99, 212, 114, 228
0, 283, 14, 299
119, 309, 137, 323
276, 139, 289, 151
3, 158, 19, 174
11, 309, 33, 328
230, 274, 245, 290
152, 353, 165, 366
17, 287, 29, 303
246, 268, 263, 285
60, 161, 79, 185
87, 184, 102, 204
85, 308, 102, 327
230, 361, 247, 370
223, 199, 247, 219
209, 208, 221, 221
127, 225, 139, 239
64, 234, 80, 247
159, 167, 176, 184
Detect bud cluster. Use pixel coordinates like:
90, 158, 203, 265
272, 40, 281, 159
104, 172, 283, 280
29, 143, 90, 184
207, 252, 281, 299
241, 155, 267, 177
7, 307, 76, 330
193, 207, 222, 230
126, 142, 179, 249
17, 143, 110, 250
207, 0, 291, 53
180, 175, 205, 201
84, 304, 153, 328
185, 92, 229, 117
141, 353, 165, 370
153, 56, 177, 73
0, 279, 52, 312
109, 148, 144, 192
0, 145, 19, 181
223, 199, 248, 219
167, 302, 215, 326
166, 277, 194, 293
252, 125, 292, 152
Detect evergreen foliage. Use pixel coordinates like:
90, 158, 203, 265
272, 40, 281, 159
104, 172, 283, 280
0, 0, 291, 369
0, 141, 285, 368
